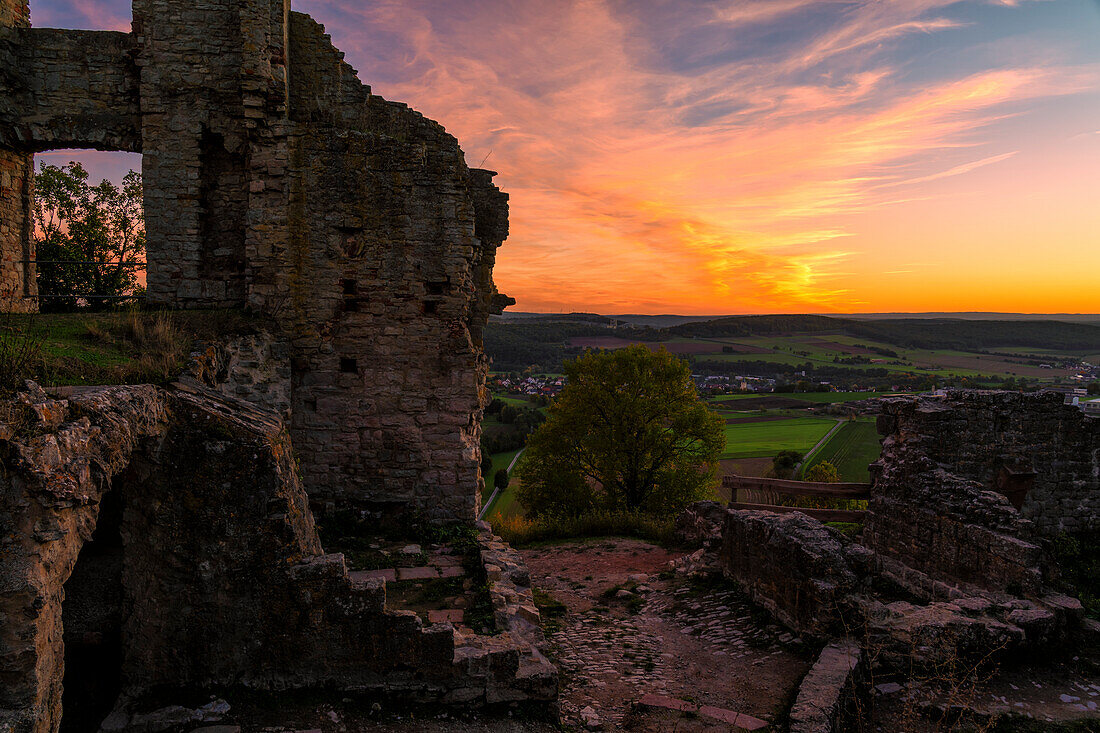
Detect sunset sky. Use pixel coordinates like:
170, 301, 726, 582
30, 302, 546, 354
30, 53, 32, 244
31, 0, 1100, 315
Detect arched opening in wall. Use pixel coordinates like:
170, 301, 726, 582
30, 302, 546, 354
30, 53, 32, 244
29, 2, 132, 33
33, 150, 145, 311
60, 486, 125, 732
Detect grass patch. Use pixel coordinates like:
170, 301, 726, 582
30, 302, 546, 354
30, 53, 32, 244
825, 521, 863, 538
722, 416, 837, 459
533, 588, 567, 619
491, 510, 675, 547
0, 309, 259, 390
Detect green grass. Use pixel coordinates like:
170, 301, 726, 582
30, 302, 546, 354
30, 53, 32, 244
800, 419, 882, 482
483, 451, 526, 520
1, 309, 258, 390
721, 416, 837, 459
483, 448, 522, 502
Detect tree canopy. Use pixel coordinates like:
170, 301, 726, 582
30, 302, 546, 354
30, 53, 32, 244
804, 462, 841, 483
515, 345, 724, 516
33, 162, 145, 311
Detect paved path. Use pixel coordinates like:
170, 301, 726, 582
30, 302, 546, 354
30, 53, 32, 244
477, 448, 524, 521
793, 419, 844, 476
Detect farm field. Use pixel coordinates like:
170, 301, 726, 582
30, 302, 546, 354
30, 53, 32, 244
709, 391, 892, 404
721, 416, 838, 459
680, 332, 1087, 381
800, 419, 882, 483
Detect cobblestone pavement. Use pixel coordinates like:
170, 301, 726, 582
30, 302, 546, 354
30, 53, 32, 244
523, 539, 813, 730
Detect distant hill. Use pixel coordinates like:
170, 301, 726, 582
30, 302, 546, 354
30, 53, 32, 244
485, 312, 1100, 374
835, 312, 1100, 325
668, 315, 1100, 351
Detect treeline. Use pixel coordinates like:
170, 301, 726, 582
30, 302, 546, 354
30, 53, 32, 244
846, 319, 1100, 351
484, 320, 662, 372
668, 314, 1100, 351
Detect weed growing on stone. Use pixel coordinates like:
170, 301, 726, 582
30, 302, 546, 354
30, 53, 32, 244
0, 298, 45, 394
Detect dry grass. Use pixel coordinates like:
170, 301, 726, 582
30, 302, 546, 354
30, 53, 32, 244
492, 509, 676, 547
0, 308, 259, 388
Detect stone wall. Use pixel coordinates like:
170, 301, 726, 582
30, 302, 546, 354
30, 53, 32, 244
0, 28, 140, 152
874, 391, 1100, 538
708, 390, 1096, 673
0, 382, 552, 732
0, 0, 511, 523
719, 510, 873, 639
131, 0, 290, 308
281, 12, 503, 522
182, 331, 292, 419
0, 0, 33, 311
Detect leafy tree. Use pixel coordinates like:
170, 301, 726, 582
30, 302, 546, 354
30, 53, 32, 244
493, 468, 509, 490
804, 462, 841, 483
516, 345, 724, 516
766, 450, 803, 479
33, 162, 145, 311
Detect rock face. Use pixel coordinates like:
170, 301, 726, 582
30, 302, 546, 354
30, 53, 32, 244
0, 0, 508, 523
0, 382, 555, 732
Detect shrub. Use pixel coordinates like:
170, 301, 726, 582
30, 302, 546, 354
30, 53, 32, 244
494, 468, 510, 490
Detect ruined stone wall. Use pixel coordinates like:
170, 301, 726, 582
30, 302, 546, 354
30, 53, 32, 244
0, 28, 140, 152
181, 331, 293, 418
132, 0, 291, 308
719, 510, 873, 639
283, 13, 504, 522
0, 382, 549, 732
1, 0, 508, 524
861, 390, 1100, 596
0, 0, 34, 311
875, 391, 1100, 537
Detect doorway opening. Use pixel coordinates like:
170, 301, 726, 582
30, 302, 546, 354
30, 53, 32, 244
59, 487, 125, 732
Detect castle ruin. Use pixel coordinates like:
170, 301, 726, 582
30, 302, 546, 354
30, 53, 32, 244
1, 0, 512, 523
0, 2, 556, 731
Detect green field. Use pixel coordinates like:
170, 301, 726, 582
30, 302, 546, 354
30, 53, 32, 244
483, 451, 525, 520
721, 416, 838, 459
800, 419, 882, 483
482, 448, 521, 502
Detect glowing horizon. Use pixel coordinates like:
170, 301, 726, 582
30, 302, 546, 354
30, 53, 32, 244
29, 0, 1100, 315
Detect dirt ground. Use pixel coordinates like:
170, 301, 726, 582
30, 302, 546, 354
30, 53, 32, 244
522, 538, 813, 730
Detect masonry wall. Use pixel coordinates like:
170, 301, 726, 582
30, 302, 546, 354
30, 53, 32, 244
0, 0, 34, 311
281, 14, 504, 522
1, 28, 140, 152
876, 391, 1100, 537
1, 0, 508, 525
0, 383, 511, 732
132, 0, 291, 308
